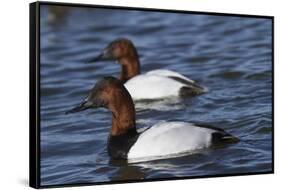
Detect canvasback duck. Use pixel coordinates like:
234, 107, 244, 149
88, 38, 207, 100
66, 77, 238, 162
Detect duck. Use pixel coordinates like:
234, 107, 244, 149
66, 77, 238, 162
87, 38, 207, 100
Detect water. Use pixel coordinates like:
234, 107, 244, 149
40, 5, 272, 186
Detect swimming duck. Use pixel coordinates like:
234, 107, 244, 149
66, 77, 238, 162
88, 38, 207, 100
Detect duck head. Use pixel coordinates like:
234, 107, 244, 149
88, 38, 141, 82
66, 77, 136, 136
66, 76, 132, 113
89, 38, 138, 62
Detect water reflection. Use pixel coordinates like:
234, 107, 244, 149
109, 159, 146, 180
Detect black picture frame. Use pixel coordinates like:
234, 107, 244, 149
30, 1, 274, 189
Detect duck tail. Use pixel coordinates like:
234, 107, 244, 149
211, 132, 239, 144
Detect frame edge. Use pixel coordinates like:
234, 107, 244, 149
29, 1, 40, 189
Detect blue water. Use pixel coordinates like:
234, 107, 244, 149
40, 5, 272, 186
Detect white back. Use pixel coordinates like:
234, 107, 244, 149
146, 69, 195, 83
128, 121, 215, 162
124, 72, 186, 100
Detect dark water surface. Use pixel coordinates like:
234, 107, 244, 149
40, 5, 272, 186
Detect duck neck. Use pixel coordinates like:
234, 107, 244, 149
119, 56, 140, 83
110, 94, 137, 136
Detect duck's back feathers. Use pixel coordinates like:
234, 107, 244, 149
127, 121, 238, 162
124, 69, 207, 100
124, 74, 185, 100
127, 122, 213, 161
146, 69, 195, 83
147, 70, 208, 94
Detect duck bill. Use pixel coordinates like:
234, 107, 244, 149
65, 96, 106, 114
65, 101, 93, 114
86, 47, 114, 63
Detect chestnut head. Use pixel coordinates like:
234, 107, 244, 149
66, 76, 133, 114
88, 38, 138, 64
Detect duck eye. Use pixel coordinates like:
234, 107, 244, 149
111, 44, 118, 50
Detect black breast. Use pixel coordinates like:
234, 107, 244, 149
107, 128, 139, 159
